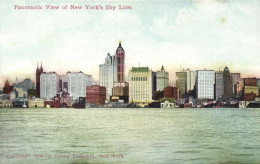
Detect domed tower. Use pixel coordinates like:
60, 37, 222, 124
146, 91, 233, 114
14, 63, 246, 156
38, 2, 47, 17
116, 41, 125, 83
36, 62, 43, 97
223, 66, 233, 97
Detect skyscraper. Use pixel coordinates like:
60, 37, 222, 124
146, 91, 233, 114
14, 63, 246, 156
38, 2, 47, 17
129, 67, 153, 107
156, 65, 169, 91
215, 71, 224, 100
231, 73, 242, 95
176, 72, 187, 98
40, 72, 57, 100
184, 69, 196, 93
196, 70, 215, 99
116, 41, 125, 83
36, 62, 43, 98
223, 66, 233, 98
99, 53, 117, 101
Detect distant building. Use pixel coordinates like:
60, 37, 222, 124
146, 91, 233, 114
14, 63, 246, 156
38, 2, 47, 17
244, 86, 259, 96
36, 63, 43, 97
184, 69, 196, 93
28, 98, 44, 108
176, 72, 187, 98
223, 67, 233, 98
14, 87, 27, 98
13, 78, 35, 90
3, 80, 13, 94
67, 72, 92, 100
40, 72, 58, 100
129, 67, 153, 107
215, 71, 224, 100
196, 70, 215, 99
99, 53, 117, 102
156, 65, 169, 91
152, 71, 157, 99
86, 85, 106, 106
116, 41, 125, 83
231, 73, 242, 95
164, 86, 179, 100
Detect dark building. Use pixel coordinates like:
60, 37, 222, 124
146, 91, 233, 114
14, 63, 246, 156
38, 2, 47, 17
3, 80, 13, 94
244, 93, 256, 101
244, 78, 256, 87
111, 82, 129, 103
86, 85, 106, 106
36, 63, 43, 98
154, 91, 164, 100
116, 41, 125, 83
152, 72, 157, 99
223, 66, 233, 98
164, 86, 179, 100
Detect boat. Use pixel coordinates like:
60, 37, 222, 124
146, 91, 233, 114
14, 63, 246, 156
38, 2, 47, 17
22, 101, 27, 108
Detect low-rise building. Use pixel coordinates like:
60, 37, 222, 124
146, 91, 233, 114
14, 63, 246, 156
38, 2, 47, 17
244, 86, 259, 96
28, 98, 44, 108
86, 85, 106, 106
0, 100, 13, 108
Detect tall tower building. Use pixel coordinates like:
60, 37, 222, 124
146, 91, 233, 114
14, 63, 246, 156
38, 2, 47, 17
156, 65, 169, 91
176, 72, 187, 98
223, 66, 233, 98
116, 41, 125, 83
40, 72, 57, 100
36, 62, 43, 98
99, 53, 117, 101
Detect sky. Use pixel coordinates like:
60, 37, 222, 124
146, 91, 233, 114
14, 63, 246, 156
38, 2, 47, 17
0, 0, 260, 89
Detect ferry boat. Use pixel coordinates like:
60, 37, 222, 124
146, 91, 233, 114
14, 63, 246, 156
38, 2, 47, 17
161, 101, 174, 108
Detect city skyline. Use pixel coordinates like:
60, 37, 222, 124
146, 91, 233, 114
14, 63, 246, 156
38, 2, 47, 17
1, 0, 260, 88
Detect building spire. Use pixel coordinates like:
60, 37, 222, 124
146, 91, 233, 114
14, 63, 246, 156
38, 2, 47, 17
119, 40, 121, 47
41, 62, 42, 68
161, 65, 165, 71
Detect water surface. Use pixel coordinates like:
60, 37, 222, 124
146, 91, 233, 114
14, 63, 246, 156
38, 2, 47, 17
0, 108, 259, 163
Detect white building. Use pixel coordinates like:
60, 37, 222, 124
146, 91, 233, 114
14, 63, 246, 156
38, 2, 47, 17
40, 72, 58, 100
196, 70, 215, 99
184, 68, 196, 92
67, 72, 92, 100
129, 67, 153, 107
156, 65, 169, 91
99, 53, 117, 101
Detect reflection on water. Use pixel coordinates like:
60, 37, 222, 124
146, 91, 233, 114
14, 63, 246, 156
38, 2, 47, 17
0, 108, 260, 163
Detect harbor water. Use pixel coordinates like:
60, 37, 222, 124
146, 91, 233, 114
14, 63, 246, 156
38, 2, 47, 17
0, 108, 259, 163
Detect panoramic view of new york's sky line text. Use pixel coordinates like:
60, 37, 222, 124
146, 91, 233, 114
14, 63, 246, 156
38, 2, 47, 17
0, 0, 259, 88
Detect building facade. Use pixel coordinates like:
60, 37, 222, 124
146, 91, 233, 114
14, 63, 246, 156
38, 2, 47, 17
36, 63, 43, 97
67, 72, 92, 100
196, 70, 215, 99
156, 65, 169, 91
223, 67, 233, 98
164, 86, 179, 100
184, 69, 196, 92
40, 72, 58, 100
99, 53, 117, 102
215, 71, 224, 100
231, 73, 242, 95
176, 72, 187, 98
129, 67, 153, 106
3, 80, 13, 94
86, 85, 106, 105
116, 41, 125, 83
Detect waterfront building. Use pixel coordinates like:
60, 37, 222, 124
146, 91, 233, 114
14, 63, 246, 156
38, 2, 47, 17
99, 53, 117, 102
86, 85, 106, 106
223, 67, 233, 98
116, 41, 125, 83
184, 69, 196, 93
164, 86, 179, 100
215, 71, 224, 100
0, 100, 13, 108
28, 98, 44, 108
36, 63, 43, 97
40, 72, 58, 100
196, 70, 215, 99
176, 72, 187, 98
156, 65, 169, 91
3, 80, 13, 94
67, 72, 92, 101
129, 67, 153, 107
111, 82, 129, 103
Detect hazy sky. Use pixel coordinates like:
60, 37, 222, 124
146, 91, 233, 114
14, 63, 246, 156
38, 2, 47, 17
0, 0, 260, 89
